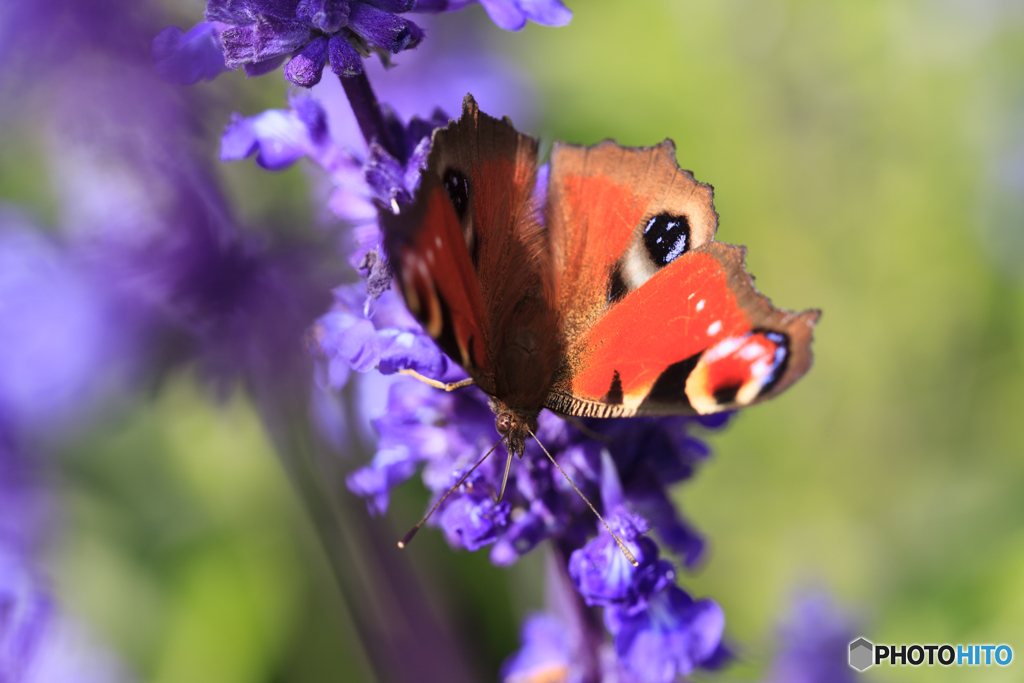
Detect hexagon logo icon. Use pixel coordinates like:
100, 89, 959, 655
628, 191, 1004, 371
849, 637, 874, 671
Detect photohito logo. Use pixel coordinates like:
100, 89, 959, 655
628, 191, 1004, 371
848, 638, 1013, 671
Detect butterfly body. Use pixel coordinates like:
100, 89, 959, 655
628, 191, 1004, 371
383, 96, 817, 458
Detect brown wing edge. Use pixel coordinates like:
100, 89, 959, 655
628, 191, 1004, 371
547, 137, 720, 249
689, 241, 819, 410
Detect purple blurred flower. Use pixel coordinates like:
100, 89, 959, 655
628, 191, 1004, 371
0, 542, 51, 681
608, 586, 725, 683
43, 63, 335, 390
0, 540, 130, 683
311, 12, 537, 152
500, 614, 574, 683
0, 212, 136, 436
152, 21, 230, 85
762, 594, 859, 683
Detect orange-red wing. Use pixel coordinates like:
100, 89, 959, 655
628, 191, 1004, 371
545, 241, 818, 417
545, 140, 719, 344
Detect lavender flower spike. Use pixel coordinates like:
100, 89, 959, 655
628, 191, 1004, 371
414, 0, 572, 31
185, 0, 429, 85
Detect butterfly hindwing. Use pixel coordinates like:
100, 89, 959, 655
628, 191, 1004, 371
546, 240, 818, 417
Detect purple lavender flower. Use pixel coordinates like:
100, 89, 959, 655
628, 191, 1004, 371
155, 0, 571, 87
314, 283, 456, 390
414, 0, 572, 31
608, 586, 725, 683
184, 0, 428, 85
222, 93, 446, 239
323, 272, 729, 679
439, 472, 511, 550
568, 509, 675, 613
762, 594, 859, 683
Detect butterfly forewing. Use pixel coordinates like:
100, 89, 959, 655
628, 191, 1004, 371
384, 95, 560, 411
546, 139, 719, 343
383, 171, 492, 383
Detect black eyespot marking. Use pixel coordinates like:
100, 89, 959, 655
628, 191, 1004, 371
712, 384, 742, 405
643, 352, 702, 408
642, 213, 691, 267
608, 262, 628, 305
754, 329, 790, 397
603, 370, 623, 405
443, 169, 470, 221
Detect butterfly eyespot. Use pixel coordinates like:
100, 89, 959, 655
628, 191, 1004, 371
443, 168, 470, 220
642, 212, 691, 266
683, 331, 791, 413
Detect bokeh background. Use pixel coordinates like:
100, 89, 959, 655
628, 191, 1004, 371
2, 0, 1023, 681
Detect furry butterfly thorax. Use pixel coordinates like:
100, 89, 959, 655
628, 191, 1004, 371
382, 95, 818, 459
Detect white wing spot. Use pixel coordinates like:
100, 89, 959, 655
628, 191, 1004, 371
707, 320, 722, 336
696, 299, 705, 312
425, 249, 435, 265
688, 293, 695, 300
434, 236, 442, 248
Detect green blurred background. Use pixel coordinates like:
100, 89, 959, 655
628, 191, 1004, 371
5, 0, 1024, 681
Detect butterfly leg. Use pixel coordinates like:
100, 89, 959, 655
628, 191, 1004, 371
398, 368, 475, 391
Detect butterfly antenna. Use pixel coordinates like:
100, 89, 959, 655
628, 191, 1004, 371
398, 435, 507, 549
527, 427, 638, 567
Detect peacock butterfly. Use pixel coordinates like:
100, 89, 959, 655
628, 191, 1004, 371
382, 95, 818, 506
